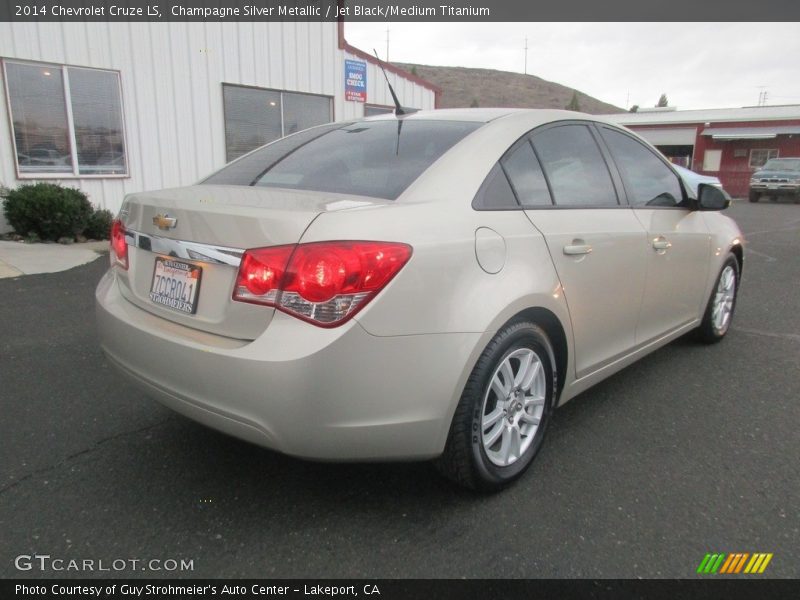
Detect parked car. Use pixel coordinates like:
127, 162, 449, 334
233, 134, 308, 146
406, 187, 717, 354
96, 109, 743, 490
749, 157, 800, 203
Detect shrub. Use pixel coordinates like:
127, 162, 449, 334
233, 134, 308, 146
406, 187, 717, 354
2, 183, 93, 242
84, 208, 114, 240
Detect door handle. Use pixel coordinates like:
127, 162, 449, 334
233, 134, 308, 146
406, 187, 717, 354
563, 244, 593, 256
652, 237, 672, 251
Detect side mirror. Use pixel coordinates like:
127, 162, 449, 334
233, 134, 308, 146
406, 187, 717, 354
697, 183, 731, 211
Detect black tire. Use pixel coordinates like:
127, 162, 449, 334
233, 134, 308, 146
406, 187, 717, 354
435, 321, 556, 491
697, 255, 740, 344
748, 191, 760, 203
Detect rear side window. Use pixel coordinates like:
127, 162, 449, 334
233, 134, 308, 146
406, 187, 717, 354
600, 127, 684, 207
501, 141, 552, 207
473, 163, 519, 209
205, 120, 480, 200
532, 124, 619, 207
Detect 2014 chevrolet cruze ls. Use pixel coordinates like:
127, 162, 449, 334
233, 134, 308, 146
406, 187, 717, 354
96, 109, 743, 490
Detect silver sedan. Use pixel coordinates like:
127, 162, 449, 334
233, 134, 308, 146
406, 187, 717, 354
96, 109, 743, 490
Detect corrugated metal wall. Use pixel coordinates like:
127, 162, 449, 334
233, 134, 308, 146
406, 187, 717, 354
0, 22, 436, 222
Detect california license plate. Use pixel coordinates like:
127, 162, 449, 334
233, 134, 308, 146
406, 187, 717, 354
149, 257, 202, 314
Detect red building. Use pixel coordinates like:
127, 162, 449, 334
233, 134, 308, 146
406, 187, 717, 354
608, 106, 800, 197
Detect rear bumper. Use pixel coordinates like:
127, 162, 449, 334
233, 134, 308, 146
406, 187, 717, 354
96, 269, 483, 461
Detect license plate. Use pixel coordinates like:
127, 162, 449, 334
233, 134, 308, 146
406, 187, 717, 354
149, 257, 202, 314
768, 183, 778, 189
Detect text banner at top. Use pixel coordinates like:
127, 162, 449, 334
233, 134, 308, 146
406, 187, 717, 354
2, 0, 799, 22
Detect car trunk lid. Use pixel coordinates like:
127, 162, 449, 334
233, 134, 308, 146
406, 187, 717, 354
115, 185, 385, 340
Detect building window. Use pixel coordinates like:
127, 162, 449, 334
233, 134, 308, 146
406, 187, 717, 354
703, 149, 722, 172
749, 149, 778, 169
3, 60, 127, 177
223, 84, 332, 162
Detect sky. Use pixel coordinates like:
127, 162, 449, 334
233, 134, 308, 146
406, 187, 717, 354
345, 22, 800, 111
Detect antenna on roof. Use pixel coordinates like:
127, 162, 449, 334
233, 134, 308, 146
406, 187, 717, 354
373, 49, 405, 116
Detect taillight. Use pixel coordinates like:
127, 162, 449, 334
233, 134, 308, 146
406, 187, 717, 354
233, 245, 294, 304
233, 241, 412, 327
110, 219, 128, 270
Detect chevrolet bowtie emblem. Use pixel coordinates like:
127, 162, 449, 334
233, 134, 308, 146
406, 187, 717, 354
153, 214, 177, 230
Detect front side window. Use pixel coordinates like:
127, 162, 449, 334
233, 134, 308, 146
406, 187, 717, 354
3, 61, 127, 176
205, 120, 481, 200
222, 84, 332, 161
601, 127, 684, 207
532, 124, 618, 207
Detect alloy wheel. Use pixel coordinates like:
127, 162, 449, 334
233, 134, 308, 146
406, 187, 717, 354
481, 348, 547, 467
712, 265, 736, 335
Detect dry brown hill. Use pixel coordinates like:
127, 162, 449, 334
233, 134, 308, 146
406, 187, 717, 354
398, 63, 624, 114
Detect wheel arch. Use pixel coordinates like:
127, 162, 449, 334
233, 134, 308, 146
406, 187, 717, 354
730, 242, 744, 277
436, 296, 574, 456
503, 307, 569, 402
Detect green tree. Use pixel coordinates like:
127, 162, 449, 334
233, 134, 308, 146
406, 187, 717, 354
410, 66, 418, 77
629, 104, 639, 113
470, 97, 479, 108
566, 91, 581, 111
656, 93, 668, 107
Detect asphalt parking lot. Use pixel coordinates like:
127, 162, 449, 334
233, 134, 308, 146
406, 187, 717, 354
1, 200, 798, 579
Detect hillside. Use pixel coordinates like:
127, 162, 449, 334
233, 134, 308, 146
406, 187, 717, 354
398, 63, 624, 114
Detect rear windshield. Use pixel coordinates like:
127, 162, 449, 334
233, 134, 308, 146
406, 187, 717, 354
761, 159, 800, 172
202, 120, 481, 200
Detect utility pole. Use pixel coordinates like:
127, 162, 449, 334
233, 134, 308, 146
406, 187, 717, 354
756, 86, 768, 106
386, 27, 390, 63
524, 36, 528, 75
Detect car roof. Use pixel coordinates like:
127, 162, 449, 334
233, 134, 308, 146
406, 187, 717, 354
363, 108, 520, 123
363, 107, 623, 126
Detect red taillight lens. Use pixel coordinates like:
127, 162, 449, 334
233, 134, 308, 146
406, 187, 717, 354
287, 244, 357, 303
110, 219, 128, 270
233, 245, 294, 303
233, 241, 412, 327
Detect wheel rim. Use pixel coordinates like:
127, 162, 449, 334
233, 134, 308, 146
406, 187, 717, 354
481, 348, 546, 467
712, 265, 736, 335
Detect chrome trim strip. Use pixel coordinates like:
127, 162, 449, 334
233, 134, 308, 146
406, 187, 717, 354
124, 229, 244, 267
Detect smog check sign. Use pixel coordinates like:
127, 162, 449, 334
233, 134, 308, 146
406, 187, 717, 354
345, 59, 367, 102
